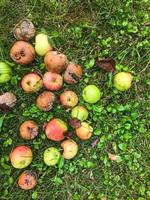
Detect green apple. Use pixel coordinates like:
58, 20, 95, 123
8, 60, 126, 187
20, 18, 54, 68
0, 62, 12, 83
35, 33, 52, 56
44, 147, 61, 166
114, 72, 133, 91
82, 85, 101, 103
71, 106, 89, 121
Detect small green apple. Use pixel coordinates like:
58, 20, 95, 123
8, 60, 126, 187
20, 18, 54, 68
114, 72, 133, 91
82, 85, 101, 104
71, 106, 89, 121
35, 33, 52, 56
44, 147, 61, 166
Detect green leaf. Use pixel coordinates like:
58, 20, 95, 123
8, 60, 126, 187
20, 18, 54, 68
0, 116, 4, 131
32, 191, 38, 199
85, 58, 95, 69
118, 143, 127, 151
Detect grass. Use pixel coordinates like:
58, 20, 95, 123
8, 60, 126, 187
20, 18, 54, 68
0, 0, 150, 199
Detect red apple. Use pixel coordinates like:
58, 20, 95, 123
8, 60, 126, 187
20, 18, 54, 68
18, 171, 37, 190
36, 91, 55, 111
21, 73, 43, 93
43, 72, 63, 91
61, 139, 78, 159
75, 122, 93, 140
10, 146, 33, 169
44, 51, 68, 73
19, 120, 39, 140
60, 90, 78, 108
10, 41, 35, 65
45, 118, 68, 141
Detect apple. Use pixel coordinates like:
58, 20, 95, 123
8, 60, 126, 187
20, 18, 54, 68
10, 146, 33, 169
75, 122, 93, 140
45, 118, 68, 141
10, 41, 35, 65
19, 120, 39, 140
18, 171, 37, 190
43, 147, 61, 166
60, 90, 78, 108
36, 91, 55, 111
0, 92, 17, 112
44, 51, 68, 73
82, 85, 101, 104
35, 33, 52, 56
0, 62, 12, 83
61, 139, 78, 159
63, 62, 82, 84
21, 73, 43, 93
71, 106, 88, 121
113, 72, 133, 91
43, 72, 63, 91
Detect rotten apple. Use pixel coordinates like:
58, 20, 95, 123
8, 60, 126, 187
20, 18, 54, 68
36, 91, 55, 111
60, 90, 78, 108
61, 139, 78, 159
75, 122, 93, 140
18, 170, 37, 190
71, 105, 89, 121
10, 145, 33, 169
10, 41, 35, 65
19, 120, 39, 140
21, 73, 43, 93
44, 51, 68, 73
45, 118, 68, 141
43, 72, 63, 91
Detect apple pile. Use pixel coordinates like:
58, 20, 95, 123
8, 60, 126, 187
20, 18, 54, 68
1, 19, 133, 190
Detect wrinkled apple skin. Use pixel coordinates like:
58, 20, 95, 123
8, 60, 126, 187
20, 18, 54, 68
19, 120, 39, 140
44, 51, 68, 73
82, 85, 101, 104
44, 147, 61, 166
71, 106, 88, 121
21, 73, 43, 93
43, 72, 63, 91
35, 33, 52, 56
76, 122, 93, 140
10, 146, 33, 169
36, 91, 55, 111
18, 171, 37, 190
10, 41, 35, 65
114, 72, 133, 91
61, 139, 78, 159
45, 118, 68, 141
60, 90, 78, 108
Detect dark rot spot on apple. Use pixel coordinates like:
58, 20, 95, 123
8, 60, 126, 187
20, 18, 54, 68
69, 118, 81, 129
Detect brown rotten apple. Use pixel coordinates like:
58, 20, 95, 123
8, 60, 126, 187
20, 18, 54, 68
21, 73, 43, 93
19, 120, 39, 140
75, 122, 93, 140
63, 62, 82, 84
36, 91, 55, 111
18, 170, 37, 190
43, 72, 63, 91
61, 139, 78, 159
44, 51, 68, 73
60, 90, 78, 108
10, 41, 35, 65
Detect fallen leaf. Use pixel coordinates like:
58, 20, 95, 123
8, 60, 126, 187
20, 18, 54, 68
91, 138, 99, 147
69, 118, 81, 129
96, 58, 116, 72
144, 22, 150, 26
63, 131, 72, 137
108, 152, 119, 161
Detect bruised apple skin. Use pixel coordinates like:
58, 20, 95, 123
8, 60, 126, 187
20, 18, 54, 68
61, 139, 78, 159
71, 106, 89, 122
18, 171, 37, 190
63, 62, 82, 84
43, 147, 61, 166
44, 51, 68, 73
10, 41, 35, 65
113, 72, 133, 91
36, 91, 55, 111
21, 73, 43, 93
75, 122, 93, 140
10, 146, 33, 169
43, 72, 63, 91
45, 118, 68, 141
60, 90, 78, 108
19, 120, 39, 140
